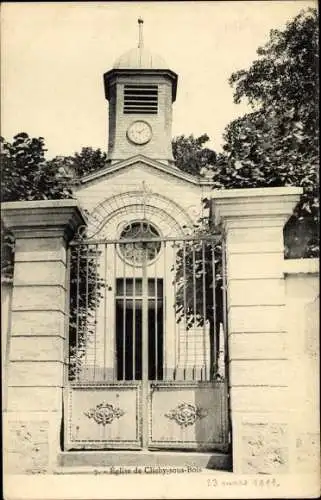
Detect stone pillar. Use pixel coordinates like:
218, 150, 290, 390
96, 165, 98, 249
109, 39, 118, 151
211, 187, 302, 475
2, 200, 86, 474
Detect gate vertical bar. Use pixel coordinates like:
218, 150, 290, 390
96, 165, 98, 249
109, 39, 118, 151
75, 245, 80, 383
154, 251, 158, 380
84, 243, 89, 378
163, 241, 167, 379
183, 243, 187, 380
113, 243, 117, 381
202, 241, 207, 380
211, 243, 217, 379
132, 253, 136, 380
192, 244, 197, 380
93, 243, 98, 381
123, 256, 126, 381
222, 238, 228, 380
173, 241, 177, 379
103, 243, 107, 380
142, 244, 149, 448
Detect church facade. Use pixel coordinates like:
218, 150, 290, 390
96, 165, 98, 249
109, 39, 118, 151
62, 21, 229, 460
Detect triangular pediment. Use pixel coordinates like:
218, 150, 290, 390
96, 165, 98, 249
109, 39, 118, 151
77, 154, 211, 187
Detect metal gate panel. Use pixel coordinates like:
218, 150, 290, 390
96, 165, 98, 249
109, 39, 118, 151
65, 232, 229, 451
64, 383, 141, 450
148, 381, 229, 452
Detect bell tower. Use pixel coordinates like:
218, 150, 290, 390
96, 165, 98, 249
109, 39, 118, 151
103, 19, 178, 164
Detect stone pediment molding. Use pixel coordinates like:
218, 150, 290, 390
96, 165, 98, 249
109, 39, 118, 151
86, 190, 194, 238
77, 155, 212, 187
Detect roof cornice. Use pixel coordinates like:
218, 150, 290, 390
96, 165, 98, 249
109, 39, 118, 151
77, 155, 213, 188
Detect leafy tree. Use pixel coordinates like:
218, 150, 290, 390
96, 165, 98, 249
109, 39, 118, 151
173, 218, 225, 380
174, 9, 319, 259
1, 133, 72, 202
68, 239, 105, 380
221, 7, 319, 258
172, 133, 217, 176
51, 146, 108, 180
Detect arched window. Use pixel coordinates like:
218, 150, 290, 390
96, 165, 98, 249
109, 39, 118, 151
118, 220, 161, 265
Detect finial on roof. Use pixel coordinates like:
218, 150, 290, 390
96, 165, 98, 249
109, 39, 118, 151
138, 17, 144, 49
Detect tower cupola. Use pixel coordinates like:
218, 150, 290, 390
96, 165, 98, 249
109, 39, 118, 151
103, 19, 178, 164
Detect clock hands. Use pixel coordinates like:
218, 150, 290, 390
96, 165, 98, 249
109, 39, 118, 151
127, 121, 151, 144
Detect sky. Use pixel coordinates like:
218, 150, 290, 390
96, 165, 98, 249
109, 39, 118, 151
1, 1, 316, 159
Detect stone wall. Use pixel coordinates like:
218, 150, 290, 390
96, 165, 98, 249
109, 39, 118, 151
2, 200, 85, 474
284, 259, 319, 473
231, 259, 320, 475
210, 186, 317, 475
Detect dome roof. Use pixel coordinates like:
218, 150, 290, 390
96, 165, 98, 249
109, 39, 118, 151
113, 47, 169, 70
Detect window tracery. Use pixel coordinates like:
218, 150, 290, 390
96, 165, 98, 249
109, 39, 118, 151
119, 220, 161, 264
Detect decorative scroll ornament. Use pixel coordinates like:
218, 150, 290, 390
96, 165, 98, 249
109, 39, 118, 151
74, 224, 88, 241
84, 402, 125, 426
165, 403, 208, 427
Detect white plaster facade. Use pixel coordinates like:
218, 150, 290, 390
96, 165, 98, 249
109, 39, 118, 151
73, 156, 213, 379
74, 156, 211, 237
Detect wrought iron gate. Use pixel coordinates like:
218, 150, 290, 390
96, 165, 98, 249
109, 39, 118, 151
64, 225, 229, 451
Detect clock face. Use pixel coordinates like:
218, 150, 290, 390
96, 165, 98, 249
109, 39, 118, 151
127, 121, 152, 145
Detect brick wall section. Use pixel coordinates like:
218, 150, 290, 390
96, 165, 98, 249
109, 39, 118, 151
211, 187, 302, 474
2, 200, 85, 474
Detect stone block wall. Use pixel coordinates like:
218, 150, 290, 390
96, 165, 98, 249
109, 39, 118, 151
2, 200, 85, 474
211, 187, 311, 475
5, 238, 66, 472
284, 259, 320, 474
226, 222, 292, 475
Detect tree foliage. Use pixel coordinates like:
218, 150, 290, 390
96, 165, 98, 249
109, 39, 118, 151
172, 9, 319, 258
173, 218, 224, 379
51, 146, 108, 180
222, 7, 319, 257
1, 133, 72, 202
68, 241, 105, 380
172, 133, 216, 176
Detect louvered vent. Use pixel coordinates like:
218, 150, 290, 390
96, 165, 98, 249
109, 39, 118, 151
123, 84, 158, 114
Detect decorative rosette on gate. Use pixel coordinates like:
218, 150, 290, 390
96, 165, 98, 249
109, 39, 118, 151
84, 402, 125, 426
165, 402, 208, 427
